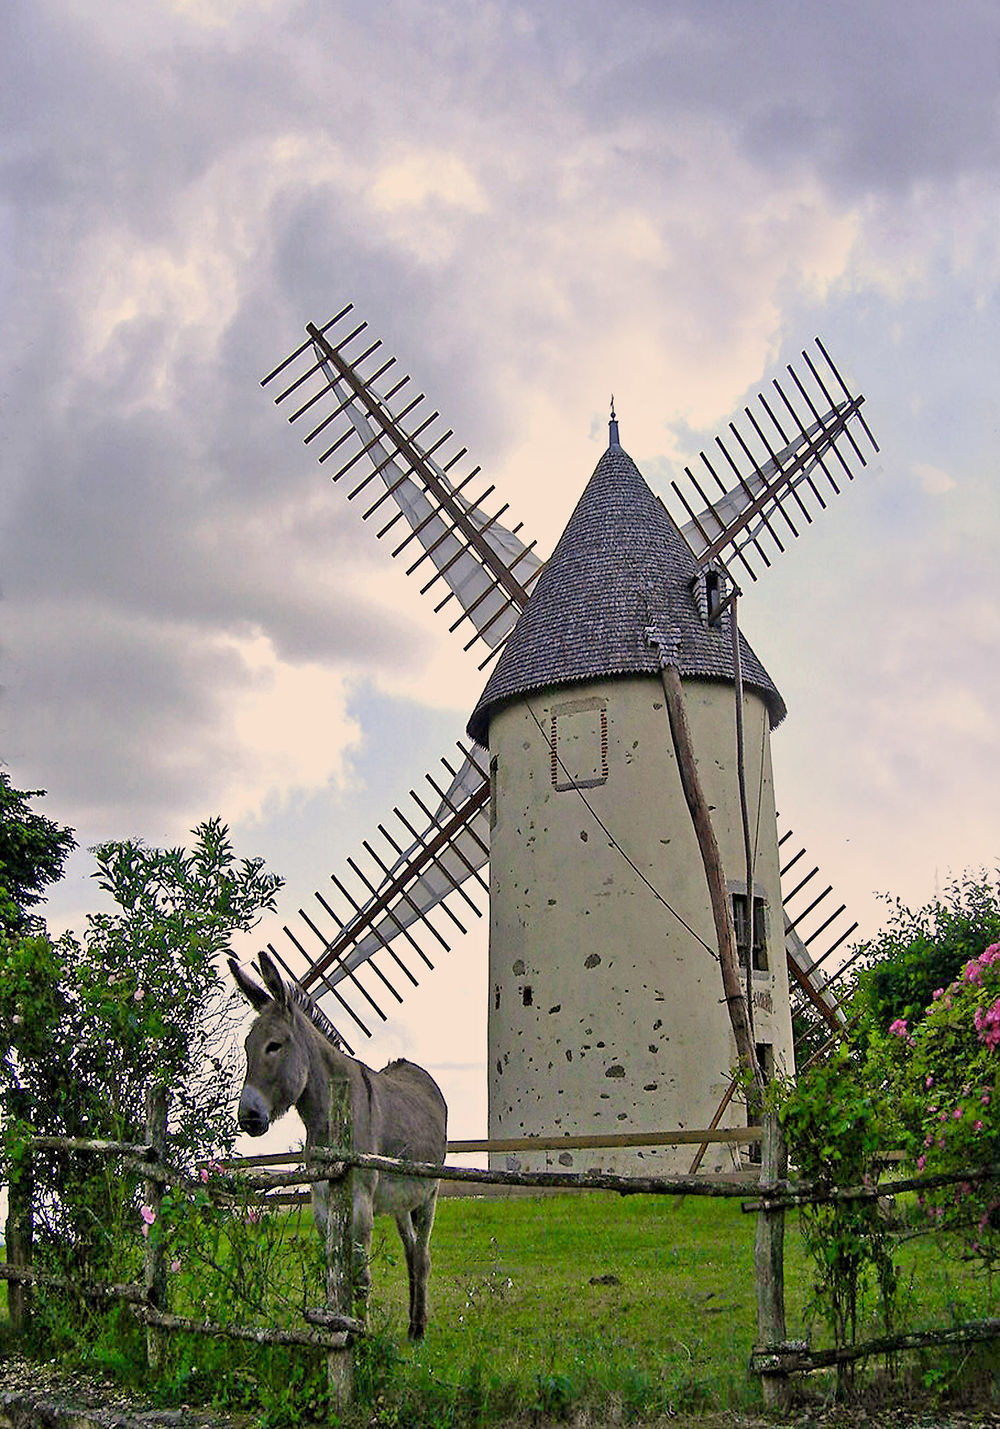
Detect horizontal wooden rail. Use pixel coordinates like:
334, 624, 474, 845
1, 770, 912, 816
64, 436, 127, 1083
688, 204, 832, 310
0, 1263, 146, 1304
0, 1264, 355, 1353
214, 1125, 763, 1172
133, 1303, 352, 1352
741, 1160, 1000, 1213
26, 1134, 156, 1159
752, 1317, 1000, 1374
447, 1127, 761, 1153
302, 1146, 754, 1198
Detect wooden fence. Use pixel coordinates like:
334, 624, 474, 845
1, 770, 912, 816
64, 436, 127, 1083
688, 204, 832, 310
6, 1095, 1000, 1413
0, 1088, 769, 1410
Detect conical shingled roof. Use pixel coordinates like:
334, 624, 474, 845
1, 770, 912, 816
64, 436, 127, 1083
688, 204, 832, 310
466, 443, 786, 747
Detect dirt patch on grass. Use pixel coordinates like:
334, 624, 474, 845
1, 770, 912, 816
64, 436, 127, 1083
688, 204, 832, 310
0, 1352, 252, 1429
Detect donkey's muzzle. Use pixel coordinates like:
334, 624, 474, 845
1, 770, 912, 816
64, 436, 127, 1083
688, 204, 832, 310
238, 1085, 271, 1137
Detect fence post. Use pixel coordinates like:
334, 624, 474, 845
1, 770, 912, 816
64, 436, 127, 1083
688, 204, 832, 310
325, 1077, 354, 1411
4, 1090, 33, 1334
754, 1109, 790, 1411
143, 1085, 168, 1375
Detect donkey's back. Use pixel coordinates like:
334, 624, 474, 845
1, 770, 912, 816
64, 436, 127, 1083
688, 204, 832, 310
366, 1057, 447, 1217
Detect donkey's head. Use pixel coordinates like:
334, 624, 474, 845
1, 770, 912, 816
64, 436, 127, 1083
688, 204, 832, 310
230, 951, 311, 1137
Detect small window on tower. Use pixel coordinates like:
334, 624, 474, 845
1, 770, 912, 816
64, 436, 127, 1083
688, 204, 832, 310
732, 892, 769, 972
489, 756, 499, 830
550, 698, 609, 791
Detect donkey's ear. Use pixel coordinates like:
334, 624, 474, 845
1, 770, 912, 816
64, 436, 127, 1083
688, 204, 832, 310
257, 949, 290, 1011
229, 957, 271, 1011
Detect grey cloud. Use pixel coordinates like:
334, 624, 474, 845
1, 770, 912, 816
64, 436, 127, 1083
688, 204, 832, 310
575, 0, 1000, 195
2, 0, 997, 890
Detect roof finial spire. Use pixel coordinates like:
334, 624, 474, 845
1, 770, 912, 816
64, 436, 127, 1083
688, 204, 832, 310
609, 394, 620, 449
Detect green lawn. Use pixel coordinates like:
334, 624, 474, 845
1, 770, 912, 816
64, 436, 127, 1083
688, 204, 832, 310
354, 1190, 999, 1422
4, 1189, 999, 1425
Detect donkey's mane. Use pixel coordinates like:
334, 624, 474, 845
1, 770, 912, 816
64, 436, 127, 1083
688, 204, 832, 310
287, 982, 347, 1051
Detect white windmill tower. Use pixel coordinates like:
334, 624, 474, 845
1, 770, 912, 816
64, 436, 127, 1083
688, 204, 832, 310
258, 309, 876, 1174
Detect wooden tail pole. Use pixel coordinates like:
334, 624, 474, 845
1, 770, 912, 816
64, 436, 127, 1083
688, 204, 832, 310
143, 1086, 168, 1374
326, 1078, 355, 1410
646, 630, 760, 1090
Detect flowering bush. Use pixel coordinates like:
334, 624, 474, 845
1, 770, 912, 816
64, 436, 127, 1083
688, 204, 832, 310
152, 1165, 324, 1330
873, 942, 1000, 1265
780, 1046, 898, 1360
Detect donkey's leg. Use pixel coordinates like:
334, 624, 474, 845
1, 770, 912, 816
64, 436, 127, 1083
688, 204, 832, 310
350, 1169, 377, 1322
394, 1209, 419, 1336
404, 1185, 439, 1342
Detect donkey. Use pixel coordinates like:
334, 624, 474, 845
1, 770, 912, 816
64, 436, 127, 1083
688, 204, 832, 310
230, 950, 448, 1341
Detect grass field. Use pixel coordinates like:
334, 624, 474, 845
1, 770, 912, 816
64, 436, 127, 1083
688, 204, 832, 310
5, 1188, 1000, 1425
344, 1188, 1000, 1424
363, 1190, 773, 1419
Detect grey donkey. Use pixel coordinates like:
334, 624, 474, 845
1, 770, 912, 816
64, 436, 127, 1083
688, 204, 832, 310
230, 950, 448, 1341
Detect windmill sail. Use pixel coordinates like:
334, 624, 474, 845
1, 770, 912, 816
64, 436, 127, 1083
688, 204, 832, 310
300, 743, 491, 990
261, 308, 543, 659
779, 825, 858, 1029
667, 339, 878, 582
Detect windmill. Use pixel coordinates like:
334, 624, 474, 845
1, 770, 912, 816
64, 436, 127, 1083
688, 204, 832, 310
257, 307, 877, 1174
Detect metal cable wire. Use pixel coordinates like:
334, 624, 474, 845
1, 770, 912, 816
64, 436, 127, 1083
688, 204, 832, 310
524, 697, 720, 963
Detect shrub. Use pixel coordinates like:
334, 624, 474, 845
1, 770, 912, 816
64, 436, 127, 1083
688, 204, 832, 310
854, 870, 1000, 1040
871, 941, 1000, 1269
1, 814, 283, 1311
780, 1046, 898, 1368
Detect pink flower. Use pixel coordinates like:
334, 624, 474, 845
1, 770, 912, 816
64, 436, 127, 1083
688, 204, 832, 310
889, 1017, 909, 1038
975, 1120, 984, 1132
926, 1074, 935, 1088
199, 1168, 210, 1184
134, 988, 145, 1002
170, 1259, 181, 1274
916, 1154, 926, 1170
140, 1204, 156, 1239
982, 1092, 992, 1106
975, 1000, 1000, 1049
954, 1107, 964, 1120
932, 988, 945, 1001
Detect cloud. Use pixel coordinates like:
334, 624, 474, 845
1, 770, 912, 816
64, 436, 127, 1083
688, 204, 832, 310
2, 0, 999, 1060
913, 461, 956, 496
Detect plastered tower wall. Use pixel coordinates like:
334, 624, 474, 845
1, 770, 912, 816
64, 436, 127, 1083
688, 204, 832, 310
487, 671, 793, 1175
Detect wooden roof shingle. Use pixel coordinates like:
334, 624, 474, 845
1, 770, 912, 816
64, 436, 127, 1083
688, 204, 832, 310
467, 443, 786, 746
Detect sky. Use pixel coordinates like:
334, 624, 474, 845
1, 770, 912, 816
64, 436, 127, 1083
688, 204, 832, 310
3, 0, 999, 1149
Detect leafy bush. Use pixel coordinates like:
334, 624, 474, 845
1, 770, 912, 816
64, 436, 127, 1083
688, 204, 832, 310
780, 1046, 898, 1368
854, 870, 1000, 1039
1, 803, 283, 1322
870, 941, 1000, 1268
